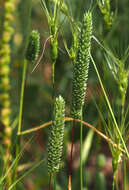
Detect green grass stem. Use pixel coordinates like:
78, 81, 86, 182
80, 114, 83, 189
52, 63, 55, 101
18, 60, 27, 134
123, 156, 127, 190
90, 53, 129, 158
13, 59, 28, 188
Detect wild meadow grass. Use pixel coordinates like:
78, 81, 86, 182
0, 0, 129, 189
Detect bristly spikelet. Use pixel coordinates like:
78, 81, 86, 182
97, 0, 113, 28
25, 30, 40, 63
47, 96, 65, 174
71, 12, 92, 119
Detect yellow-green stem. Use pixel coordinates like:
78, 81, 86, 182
52, 62, 55, 102
123, 156, 127, 190
18, 59, 27, 134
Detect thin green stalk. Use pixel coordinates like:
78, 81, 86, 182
52, 63, 55, 101
90, 54, 129, 158
112, 178, 115, 190
68, 120, 75, 188
121, 95, 127, 190
13, 59, 27, 187
80, 113, 83, 190
123, 156, 127, 190
116, 178, 119, 190
121, 97, 126, 134
49, 174, 52, 190
121, 105, 125, 127
18, 59, 27, 134
77, 0, 84, 20
54, 174, 56, 190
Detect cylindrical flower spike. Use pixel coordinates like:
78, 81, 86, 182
47, 95, 65, 174
97, 0, 113, 28
25, 30, 40, 63
71, 12, 92, 119
0, 0, 15, 185
0, 0, 15, 150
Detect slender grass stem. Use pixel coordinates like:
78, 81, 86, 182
18, 59, 28, 134
121, 97, 127, 190
112, 179, 115, 190
52, 63, 55, 101
13, 59, 28, 187
54, 173, 56, 190
49, 174, 52, 190
116, 178, 119, 190
68, 120, 75, 189
123, 156, 127, 190
80, 113, 83, 190
77, 0, 83, 20
71, 121, 75, 166
90, 54, 129, 158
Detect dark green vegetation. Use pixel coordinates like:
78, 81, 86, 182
0, 0, 129, 189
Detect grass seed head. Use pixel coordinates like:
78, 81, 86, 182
26, 30, 40, 63
71, 12, 92, 119
47, 95, 65, 174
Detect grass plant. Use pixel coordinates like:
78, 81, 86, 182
71, 12, 92, 189
0, 0, 129, 189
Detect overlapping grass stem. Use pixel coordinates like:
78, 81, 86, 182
71, 12, 92, 119
47, 96, 65, 174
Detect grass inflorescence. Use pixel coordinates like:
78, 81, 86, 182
71, 11, 92, 119
47, 95, 65, 174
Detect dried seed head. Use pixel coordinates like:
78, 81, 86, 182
47, 95, 65, 174
71, 12, 92, 119
26, 30, 40, 63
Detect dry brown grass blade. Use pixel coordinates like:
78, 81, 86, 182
18, 117, 125, 154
